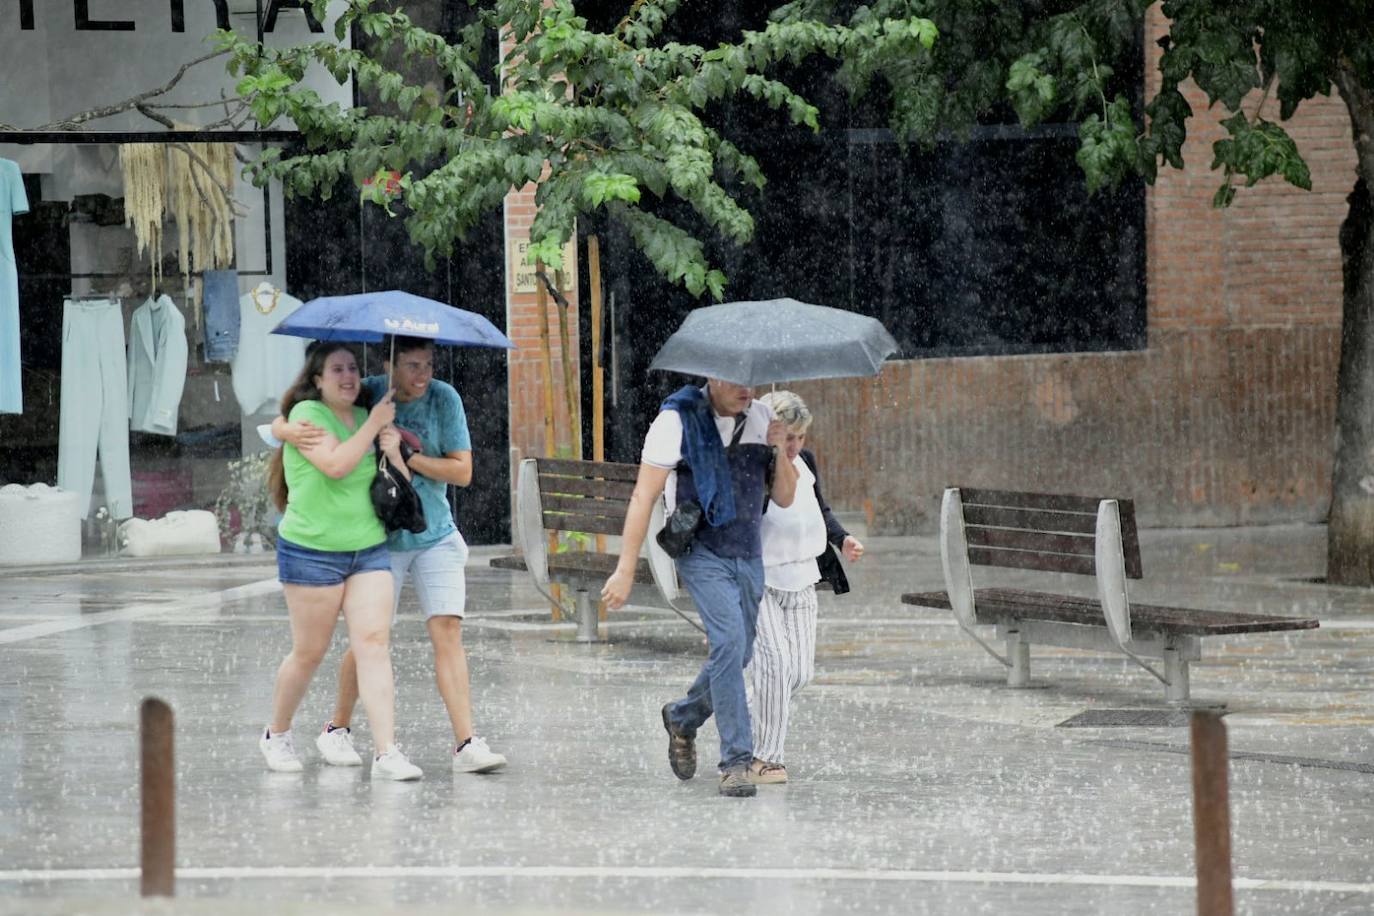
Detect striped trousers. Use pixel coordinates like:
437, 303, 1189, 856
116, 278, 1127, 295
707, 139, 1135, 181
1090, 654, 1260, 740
744, 584, 819, 764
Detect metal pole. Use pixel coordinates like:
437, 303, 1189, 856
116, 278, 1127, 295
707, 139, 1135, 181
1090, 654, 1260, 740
140, 698, 175, 898
1190, 711, 1234, 916
574, 588, 600, 643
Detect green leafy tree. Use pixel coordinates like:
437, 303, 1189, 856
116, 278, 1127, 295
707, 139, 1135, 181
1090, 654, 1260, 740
217, 0, 937, 300
226, 1, 1374, 582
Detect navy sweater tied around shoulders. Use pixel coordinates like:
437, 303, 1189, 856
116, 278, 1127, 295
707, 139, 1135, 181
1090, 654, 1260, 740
661, 385, 737, 527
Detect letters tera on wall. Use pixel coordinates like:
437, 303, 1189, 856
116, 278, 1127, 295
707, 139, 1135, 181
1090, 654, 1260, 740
16, 0, 323, 33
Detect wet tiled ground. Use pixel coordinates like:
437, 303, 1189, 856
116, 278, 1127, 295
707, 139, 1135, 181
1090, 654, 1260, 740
1, 525, 1371, 914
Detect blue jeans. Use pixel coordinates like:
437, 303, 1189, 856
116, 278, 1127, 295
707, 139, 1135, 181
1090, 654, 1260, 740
201, 269, 240, 361
666, 544, 764, 772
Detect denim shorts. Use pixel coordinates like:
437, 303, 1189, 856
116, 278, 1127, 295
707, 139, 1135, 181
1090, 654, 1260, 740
276, 537, 392, 586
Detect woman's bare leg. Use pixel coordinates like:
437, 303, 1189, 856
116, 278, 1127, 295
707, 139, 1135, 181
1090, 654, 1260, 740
340, 570, 397, 753
270, 583, 345, 734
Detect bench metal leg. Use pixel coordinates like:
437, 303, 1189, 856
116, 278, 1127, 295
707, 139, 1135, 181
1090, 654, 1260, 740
1006, 629, 1030, 688
574, 588, 602, 643
1164, 645, 1190, 704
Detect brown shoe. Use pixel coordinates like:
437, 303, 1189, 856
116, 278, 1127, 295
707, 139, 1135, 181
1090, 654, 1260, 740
661, 704, 696, 780
718, 766, 757, 797
748, 758, 788, 784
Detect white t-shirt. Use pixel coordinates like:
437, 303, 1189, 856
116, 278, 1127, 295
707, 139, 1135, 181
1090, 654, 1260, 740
231, 284, 307, 415
641, 395, 774, 513
760, 455, 825, 590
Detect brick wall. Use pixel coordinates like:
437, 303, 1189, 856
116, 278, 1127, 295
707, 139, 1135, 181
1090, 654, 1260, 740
797, 5, 1356, 530
504, 181, 581, 468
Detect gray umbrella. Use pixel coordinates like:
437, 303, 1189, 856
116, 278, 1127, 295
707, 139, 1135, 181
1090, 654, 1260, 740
649, 298, 899, 386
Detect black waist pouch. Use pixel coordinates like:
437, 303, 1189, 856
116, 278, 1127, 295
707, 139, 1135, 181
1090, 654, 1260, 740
656, 498, 703, 558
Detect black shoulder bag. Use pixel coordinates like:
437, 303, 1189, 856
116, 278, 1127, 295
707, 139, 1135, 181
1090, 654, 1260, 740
371, 439, 427, 534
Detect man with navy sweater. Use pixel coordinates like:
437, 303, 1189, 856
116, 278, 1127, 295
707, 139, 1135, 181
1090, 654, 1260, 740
602, 377, 798, 796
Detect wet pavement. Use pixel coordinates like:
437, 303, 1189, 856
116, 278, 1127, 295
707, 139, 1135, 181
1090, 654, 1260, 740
1, 524, 1371, 914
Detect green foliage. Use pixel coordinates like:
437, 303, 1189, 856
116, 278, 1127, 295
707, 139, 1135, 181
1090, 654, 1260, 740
1212, 111, 1312, 196
220, 0, 1371, 286
814, 0, 1364, 208
217, 0, 939, 299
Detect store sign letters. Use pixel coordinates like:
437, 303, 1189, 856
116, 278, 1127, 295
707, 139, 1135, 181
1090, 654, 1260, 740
16, 1, 324, 33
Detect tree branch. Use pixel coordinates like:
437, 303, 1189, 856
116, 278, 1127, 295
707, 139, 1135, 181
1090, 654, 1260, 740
536, 269, 572, 309
5, 50, 229, 132
169, 142, 247, 217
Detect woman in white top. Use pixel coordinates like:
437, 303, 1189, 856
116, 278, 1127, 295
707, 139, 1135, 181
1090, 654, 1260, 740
747, 391, 865, 784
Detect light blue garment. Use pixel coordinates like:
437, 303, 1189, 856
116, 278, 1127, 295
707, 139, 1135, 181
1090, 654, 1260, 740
362, 375, 471, 551
667, 543, 764, 771
201, 269, 240, 361
0, 159, 30, 415
127, 295, 189, 436
57, 300, 133, 519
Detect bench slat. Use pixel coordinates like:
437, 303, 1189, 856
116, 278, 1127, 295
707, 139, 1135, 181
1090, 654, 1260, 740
542, 511, 625, 536
967, 546, 1097, 576
965, 526, 1095, 556
489, 552, 655, 585
1119, 506, 1143, 578
536, 457, 639, 482
538, 474, 637, 500
902, 589, 1320, 636
961, 504, 1099, 535
541, 493, 631, 516
960, 488, 1102, 514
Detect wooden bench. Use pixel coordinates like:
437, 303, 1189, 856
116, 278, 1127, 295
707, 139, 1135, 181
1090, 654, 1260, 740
901, 487, 1319, 703
489, 457, 686, 641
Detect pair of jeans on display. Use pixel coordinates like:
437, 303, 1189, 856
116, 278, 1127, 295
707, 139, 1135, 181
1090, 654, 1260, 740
57, 298, 133, 520
201, 269, 240, 361
664, 543, 765, 771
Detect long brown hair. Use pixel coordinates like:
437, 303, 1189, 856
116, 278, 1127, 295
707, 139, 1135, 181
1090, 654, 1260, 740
267, 341, 365, 512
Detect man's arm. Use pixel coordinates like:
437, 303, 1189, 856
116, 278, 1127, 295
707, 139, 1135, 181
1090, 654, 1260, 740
407, 449, 472, 487
270, 414, 327, 449
600, 463, 671, 609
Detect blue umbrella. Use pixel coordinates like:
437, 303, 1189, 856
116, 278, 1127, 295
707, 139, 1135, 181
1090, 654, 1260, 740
270, 290, 513, 350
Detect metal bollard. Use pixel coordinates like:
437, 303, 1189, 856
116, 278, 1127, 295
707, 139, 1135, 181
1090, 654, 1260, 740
574, 588, 601, 642
140, 697, 175, 898
1190, 711, 1233, 916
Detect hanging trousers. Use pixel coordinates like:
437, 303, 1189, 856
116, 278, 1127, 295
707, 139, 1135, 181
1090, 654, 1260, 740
57, 299, 133, 519
745, 584, 819, 764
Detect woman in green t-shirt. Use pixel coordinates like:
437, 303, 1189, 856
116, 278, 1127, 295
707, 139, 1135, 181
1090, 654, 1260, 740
257, 342, 423, 781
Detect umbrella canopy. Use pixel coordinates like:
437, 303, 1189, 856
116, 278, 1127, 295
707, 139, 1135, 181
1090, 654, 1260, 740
649, 298, 897, 386
271, 290, 513, 349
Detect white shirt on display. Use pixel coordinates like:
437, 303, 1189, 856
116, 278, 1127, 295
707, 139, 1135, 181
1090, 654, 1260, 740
231, 282, 307, 415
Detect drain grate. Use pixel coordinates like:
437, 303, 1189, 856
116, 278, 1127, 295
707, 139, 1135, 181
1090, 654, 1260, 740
1057, 708, 1196, 728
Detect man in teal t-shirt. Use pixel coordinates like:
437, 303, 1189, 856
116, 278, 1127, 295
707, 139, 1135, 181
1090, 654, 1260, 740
292, 336, 507, 774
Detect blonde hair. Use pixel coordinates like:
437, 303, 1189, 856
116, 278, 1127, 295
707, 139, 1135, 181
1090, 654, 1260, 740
758, 389, 812, 432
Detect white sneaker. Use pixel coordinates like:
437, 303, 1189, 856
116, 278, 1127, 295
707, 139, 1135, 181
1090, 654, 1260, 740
372, 746, 423, 781
453, 736, 507, 773
259, 729, 303, 773
315, 725, 363, 767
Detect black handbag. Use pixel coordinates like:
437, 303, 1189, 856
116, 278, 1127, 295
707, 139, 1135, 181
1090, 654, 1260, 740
656, 498, 703, 558
371, 441, 426, 534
